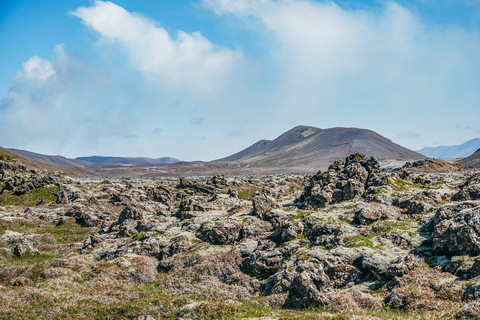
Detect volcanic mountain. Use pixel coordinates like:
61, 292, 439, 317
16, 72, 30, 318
217, 126, 425, 169
458, 149, 480, 168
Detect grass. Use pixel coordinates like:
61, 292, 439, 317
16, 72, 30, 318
1, 251, 55, 267
0, 185, 59, 207
343, 234, 376, 248
38, 221, 96, 244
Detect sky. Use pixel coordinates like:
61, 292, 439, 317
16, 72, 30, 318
0, 0, 479, 161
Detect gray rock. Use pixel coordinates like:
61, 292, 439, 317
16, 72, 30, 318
242, 241, 284, 279
119, 205, 144, 224
252, 192, 279, 219
236, 239, 258, 258
456, 301, 480, 320
13, 238, 38, 257
283, 258, 332, 308
463, 282, 480, 301
208, 220, 242, 245
433, 205, 480, 256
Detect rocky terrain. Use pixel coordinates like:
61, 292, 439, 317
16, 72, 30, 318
1, 153, 480, 319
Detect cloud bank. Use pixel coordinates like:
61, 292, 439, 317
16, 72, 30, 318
1, 0, 479, 160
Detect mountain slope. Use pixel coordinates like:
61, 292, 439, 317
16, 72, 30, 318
10, 148, 92, 168
458, 148, 480, 168
76, 156, 180, 166
218, 126, 424, 168
0, 147, 92, 176
416, 138, 480, 158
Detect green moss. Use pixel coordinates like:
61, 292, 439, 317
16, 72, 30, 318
0, 185, 59, 207
38, 221, 96, 244
388, 177, 422, 191
3, 251, 55, 267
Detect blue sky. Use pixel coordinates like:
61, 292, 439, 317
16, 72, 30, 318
0, 0, 479, 161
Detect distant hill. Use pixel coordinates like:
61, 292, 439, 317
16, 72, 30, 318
416, 138, 480, 159
218, 125, 425, 169
0, 147, 92, 176
76, 156, 180, 166
10, 148, 92, 168
458, 148, 480, 168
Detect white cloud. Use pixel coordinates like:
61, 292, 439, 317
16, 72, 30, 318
71, 1, 247, 96
203, 0, 480, 149
21, 56, 56, 82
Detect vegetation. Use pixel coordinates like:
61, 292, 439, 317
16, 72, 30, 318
0, 153, 12, 161
0, 185, 59, 207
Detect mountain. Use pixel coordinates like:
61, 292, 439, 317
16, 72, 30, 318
0, 147, 92, 176
416, 138, 480, 159
76, 156, 180, 166
10, 148, 92, 168
458, 148, 480, 168
218, 126, 424, 169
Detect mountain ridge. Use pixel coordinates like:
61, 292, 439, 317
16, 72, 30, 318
416, 138, 480, 158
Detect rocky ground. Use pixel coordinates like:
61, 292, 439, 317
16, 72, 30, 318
1, 154, 480, 319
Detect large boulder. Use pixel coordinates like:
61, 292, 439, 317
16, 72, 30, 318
453, 173, 480, 201
298, 154, 386, 208
242, 241, 285, 279
433, 204, 480, 256
283, 257, 332, 309
251, 192, 279, 219
119, 205, 144, 224
208, 220, 243, 245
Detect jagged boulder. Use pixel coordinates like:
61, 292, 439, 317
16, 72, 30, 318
453, 173, 480, 201
242, 241, 285, 279
208, 220, 243, 245
433, 204, 480, 256
463, 282, 480, 301
298, 153, 386, 208
251, 192, 279, 219
353, 202, 401, 225
119, 205, 144, 223
456, 301, 480, 320
13, 238, 38, 257
283, 257, 332, 308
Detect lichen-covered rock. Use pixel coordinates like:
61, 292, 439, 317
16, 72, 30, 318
283, 257, 332, 308
13, 238, 38, 257
433, 204, 480, 256
385, 254, 421, 279
456, 301, 480, 320
453, 173, 480, 201
463, 282, 480, 301
119, 205, 144, 223
298, 154, 386, 208
252, 192, 279, 219
353, 202, 401, 225
242, 241, 285, 279
208, 220, 242, 245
